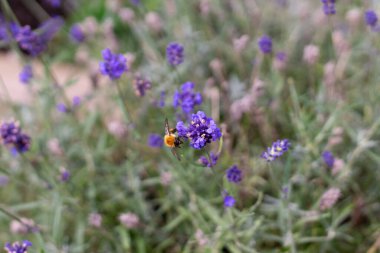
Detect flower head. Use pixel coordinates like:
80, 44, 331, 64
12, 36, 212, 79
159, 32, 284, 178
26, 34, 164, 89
321, 0, 336, 16
99, 48, 127, 80
72, 96, 81, 107
176, 111, 222, 150
4, 240, 32, 253
166, 42, 184, 66
133, 74, 152, 97
59, 167, 70, 182
365, 10, 378, 27
16, 26, 47, 56
261, 139, 291, 162
258, 35, 272, 54
173, 82, 202, 115
322, 151, 335, 168
119, 212, 139, 228
223, 194, 236, 208
19, 65, 33, 84
45, 0, 61, 7
69, 24, 85, 43
148, 134, 163, 148
1, 120, 31, 153
199, 152, 218, 167
56, 103, 67, 113
226, 165, 242, 183
88, 212, 102, 228
319, 187, 341, 210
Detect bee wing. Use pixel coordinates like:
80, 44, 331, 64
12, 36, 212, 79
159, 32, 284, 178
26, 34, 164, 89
165, 118, 170, 136
171, 148, 181, 161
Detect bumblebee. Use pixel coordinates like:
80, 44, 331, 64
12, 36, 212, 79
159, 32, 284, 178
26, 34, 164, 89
164, 118, 183, 160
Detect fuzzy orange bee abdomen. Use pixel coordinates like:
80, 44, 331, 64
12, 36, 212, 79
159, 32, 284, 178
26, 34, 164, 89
164, 135, 176, 147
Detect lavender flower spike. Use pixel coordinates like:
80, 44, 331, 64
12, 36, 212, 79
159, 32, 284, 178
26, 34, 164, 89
261, 139, 290, 162
4, 240, 32, 253
176, 111, 222, 150
365, 10, 378, 28
173, 82, 202, 115
99, 48, 127, 80
166, 42, 184, 66
258, 35, 272, 54
226, 165, 242, 183
19, 65, 33, 84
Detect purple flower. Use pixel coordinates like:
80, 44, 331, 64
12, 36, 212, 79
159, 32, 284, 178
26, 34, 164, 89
56, 103, 67, 113
72, 96, 81, 107
0, 175, 9, 186
16, 26, 47, 56
155, 91, 166, 108
133, 74, 152, 97
99, 48, 127, 80
59, 167, 70, 182
19, 65, 33, 84
176, 111, 222, 150
321, 0, 336, 15
148, 134, 163, 148
365, 10, 378, 27
166, 42, 184, 66
258, 35, 272, 54
276, 52, 287, 61
173, 82, 202, 115
14, 133, 31, 153
4, 240, 32, 253
69, 24, 85, 43
223, 195, 235, 208
1, 120, 21, 145
319, 187, 341, 210
322, 151, 335, 168
200, 152, 218, 167
130, 0, 140, 5
261, 139, 291, 162
226, 165, 242, 183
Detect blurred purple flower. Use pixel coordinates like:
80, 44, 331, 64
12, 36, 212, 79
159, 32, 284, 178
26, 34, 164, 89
321, 0, 336, 15
173, 82, 202, 115
45, 0, 61, 7
4, 240, 32, 253
155, 91, 166, 108
0, 175, 9, 186
200, 152, 218, 167
99, 48, 127, 80
130, 0, 140, 5
226, 165, 242, 183
56, 103, 67, 113
14, 133, 31, 153
133, 74, 151, 97
148, 134, 163, 148
320, 187, 341, 210
258, 35, 272, 54
88, 212, 102, 228
72, 96, 81, 107
166, 42, 184, 66
59, 167, 70, 182
176, 111, 222, 150
365, 10, 378, 27
1, 120, 31, 153
261, 139, 290, 162
19, 65, 33, 84
223, 194, 235, 208
39, 16, 64, 41
119, 212, 139, 228
322, 151, 335, 168
70, 24, 85, 43
16, 26, 47, 56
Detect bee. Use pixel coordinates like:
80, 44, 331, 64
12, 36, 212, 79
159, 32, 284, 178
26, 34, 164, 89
164, 118, 183, 160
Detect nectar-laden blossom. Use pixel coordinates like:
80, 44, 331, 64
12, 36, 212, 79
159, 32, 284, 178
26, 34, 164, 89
321, 0, 336, 15
19, 65, 33, 84
365, 10, 378, 27
99, 48, 127, 80
226, 165, 242, 183
166, 42, 184, 66
173, 82, 202, 115
4, 240, 32, 253
69, 24, 86, 43
322, 151, 335, 168
199, 152, 218, 167
148, 134, 163, 148
176, 111, 222, 150
223, 194, 236, 208
258, 35, 272, 54
319, 187, 341, 210
261, 139, 291, 162
133, 74, 152, 97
